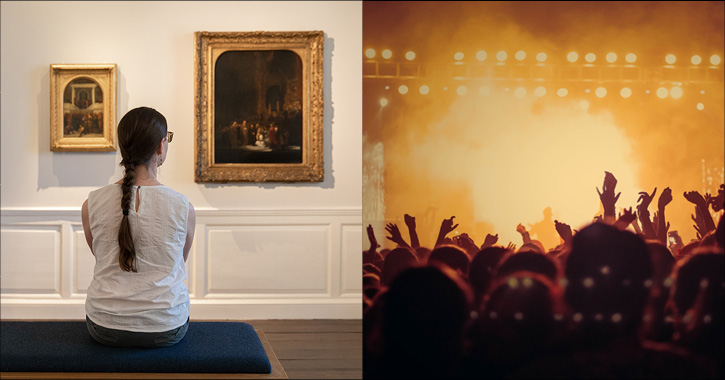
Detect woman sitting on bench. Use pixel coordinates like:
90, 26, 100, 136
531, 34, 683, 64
81, 107, 196, 348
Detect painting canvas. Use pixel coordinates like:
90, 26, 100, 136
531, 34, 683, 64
195, 31, 324, 182
50, 64, 116, 151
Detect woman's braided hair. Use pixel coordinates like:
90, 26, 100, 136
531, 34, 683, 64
116, 107, 167, 272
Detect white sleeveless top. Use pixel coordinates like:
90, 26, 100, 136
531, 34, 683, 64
85, 184, 190, 332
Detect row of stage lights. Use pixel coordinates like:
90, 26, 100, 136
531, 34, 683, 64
365, 49, 723, 66
378, 84, 709, 111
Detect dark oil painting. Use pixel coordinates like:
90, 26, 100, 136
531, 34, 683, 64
214, 50, 304, 164
62, 77, 104, 138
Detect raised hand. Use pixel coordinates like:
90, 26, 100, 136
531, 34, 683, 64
658, 187, 672, 210
506, 242, 517, 252
436, 216, 459, 247
385, 223, 410, 248
637, 187, 657, 213
683, 190, 706, 208
597, 171, 621, 220
453, 233, 478, 256
614, 207, 637, 230
708, 184, 724, 211
684, 190, 716, 233
516, 223, 531, 244
516, 223, 527, 234
481, 233, 499, 249
403, 214, 420, 249
366, 224, 380, 252
554, 219, 573, 244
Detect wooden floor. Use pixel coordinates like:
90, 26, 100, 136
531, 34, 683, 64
245, 320, 362, 380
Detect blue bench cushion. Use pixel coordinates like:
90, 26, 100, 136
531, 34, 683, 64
1, 321, 272, 373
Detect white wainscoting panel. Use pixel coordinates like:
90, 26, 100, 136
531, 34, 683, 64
1, 226, 61, 295
1, 208, 362, 319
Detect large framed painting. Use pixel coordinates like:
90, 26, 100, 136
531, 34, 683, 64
50, 64, 117, 152
194, 31, 324, 182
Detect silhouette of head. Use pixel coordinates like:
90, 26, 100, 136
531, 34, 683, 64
469, 247, 509, 303
381, 247, 418, 286
429, 245, 471, 276
497, 251, 559, 282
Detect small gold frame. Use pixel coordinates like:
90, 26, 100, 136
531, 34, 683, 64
50, 64, 117, 152
194, 31, 324, 182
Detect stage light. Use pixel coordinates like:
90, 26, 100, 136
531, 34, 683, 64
656, 87, 668, 99
534, 86, 546, 97
700, 90, 706, 94
665, 54, 676, 64
365, 48, 376, 59
457, 85, 468, 96
382, 49, 392, 59
557, 88, 568, 97
514, 86, 526, 98
625, 53, 637, 63
496, 51, 507, 61
536, 52, 547, 62
579, 100, 590, 111
398, 85, 408, 95
476, 50, 487, 62
670, 86, 683, 99
479, 86, 491, 96
711, 55, 722, 65
585, 88, 591, 94
379, 98, 388, 107
691, 55, 702, 65
620, 87, 632, 98
454, 52, 464, 61
595, 87, 607, 98
405, 51, 416, 61
384, 85, 390, 90
419, 85, 430, 95
697, 102, 704, 110
515, 50, 526, 61
606, 52, 617, 63
567, 52, 578, 63
585, 53, 596, 63
612, 313, 622, 323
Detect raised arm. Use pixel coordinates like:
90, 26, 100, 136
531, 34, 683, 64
404, 214, 420, 249
637, 187, 658, 240
554, 219, 573, 245
656, 187, 672, 244
385, 222, 412, 249
684, 190, 716, 233
366, 224, 380, 256
596, 171, 621, 223
516, 223, 532, 244
435, 216, 459, 248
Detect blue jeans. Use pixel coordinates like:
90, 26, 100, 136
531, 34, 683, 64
86, 316, 189, 348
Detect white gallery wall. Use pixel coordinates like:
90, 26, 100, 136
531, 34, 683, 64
1, 1, 362, 319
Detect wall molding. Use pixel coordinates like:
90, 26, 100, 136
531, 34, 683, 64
1, 207, 362, 320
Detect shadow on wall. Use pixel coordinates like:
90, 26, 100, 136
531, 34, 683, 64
37, 67, 129, 189
198, 36, 336, 194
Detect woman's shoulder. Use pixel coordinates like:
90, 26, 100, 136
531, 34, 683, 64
153, 185, 190, 203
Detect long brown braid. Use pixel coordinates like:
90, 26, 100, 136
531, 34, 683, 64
116, 107, 167, 272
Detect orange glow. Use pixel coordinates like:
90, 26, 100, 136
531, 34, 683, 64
379, 98, 388, 107
496, 51, 507, 61
365, 48, 376, 58
419, 85, 430, 95
567, 52, 578, 62
457, 85, 468, 96
620, 87, 632, 98
657, 87, 669, 98
536, 52, 547, 62
691, 55, 702, 65
670, 86, 683, 99
454, 52, 464, 61
595, 87, 607, 98
625, 53, 637, 63
406, 51, 416, 60
557, 88, 568, 97
382, 49, 392, 59
534, 86, 547, 97
606, 52, 617, 63
398, 85, 409, 95
697, 102, 704, 110
585, 53, 596, 63
711, 55, 722, 65
665, 54, 676, 64
579, 100, 590, 111
476, 50, 487, 61
479, 86, 491, 96
515, 50, 526, 61
514, 86, 526, 98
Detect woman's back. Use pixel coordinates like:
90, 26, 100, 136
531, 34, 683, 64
85, 183, 190, 333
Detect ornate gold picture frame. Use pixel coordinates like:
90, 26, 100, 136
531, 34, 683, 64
194, 31, 324, 182
50, 64, 117, 152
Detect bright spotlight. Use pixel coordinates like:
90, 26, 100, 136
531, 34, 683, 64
457, 85, 468, 96
365, 48, 376, 59
479, 86, 491, 96
536, 52, 547, 62
382, 49, 392, 59
606, 52, 617, 63
557, 88, 568, 97
398, 85, 409, 95
620, 87, 632, 98
691, 55, 701, 65
625, 53, 637, 63
567, 52, 578, 63
585, 53, 596, 63
476, 50, 487, 61
584, 88, 591, 94
670, 86, 683, 99
514, 87, 527, 98
595, 87, 607, 98
697, 102, 704, 110
454, 52, 464, 61
405, 51, 416, 61
419, 85, 430, 95
515, 50, 526, 61
665, 54, 676, 64
379, 98, 388, 107
711, 55, 722, 65
534, 86, 546, 97
656, 87, 669, 99
496, 51, 507, 61
579, 100, 590, 111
